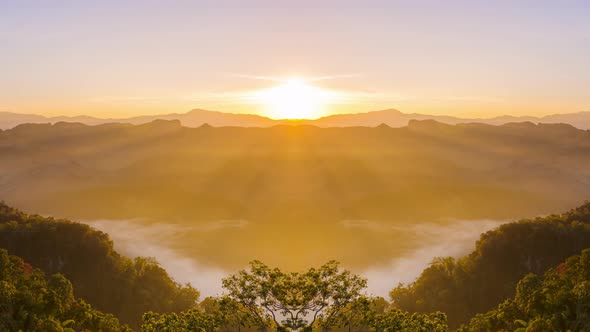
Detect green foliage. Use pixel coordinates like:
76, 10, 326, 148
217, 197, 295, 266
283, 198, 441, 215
215, 296, 253, 331
0, 202, 200, 328
141, 309, 221, 332
9, 197, 590, 331
460, 248, 590, 331
326, 296, 375, 331
370, 309, 447, 332
0, 248, 130, 331
142, 298, 448, 332
141, 297, 254, 332
139, 262, 448, 332
222, 260, 367, 331
390, 201, 590, 328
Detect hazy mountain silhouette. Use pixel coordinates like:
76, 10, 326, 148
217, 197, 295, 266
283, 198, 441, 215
2, 119, 590, 270
300, 109, 590, 128
0, 109, 278, 129
2, 109, 590, 129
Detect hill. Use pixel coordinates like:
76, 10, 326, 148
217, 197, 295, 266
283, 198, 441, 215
2, 108, 590, 129
3, 201, 590, 331
0, 109, 277, 130
0, 202, 199, 328
459, 248, 590, 331
390, 201, 590, 329
306, 109, 590, 129
0, 248, 131, 331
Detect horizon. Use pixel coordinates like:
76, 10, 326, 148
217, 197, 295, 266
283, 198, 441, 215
2, 1, 589, 119
2, 107, 590, 122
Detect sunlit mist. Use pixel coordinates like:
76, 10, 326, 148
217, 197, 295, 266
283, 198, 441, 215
248, 78, 344, 119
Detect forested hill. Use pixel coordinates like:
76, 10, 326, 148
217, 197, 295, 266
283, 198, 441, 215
390, 201, 590, 329
2, 200, 590, 331
0, 202, 200, 328
0, 248, 132, 331
459, 248, 590, 331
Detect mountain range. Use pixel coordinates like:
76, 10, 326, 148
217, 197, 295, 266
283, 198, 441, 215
2, 118, 590, 271
2, 108, 590, 130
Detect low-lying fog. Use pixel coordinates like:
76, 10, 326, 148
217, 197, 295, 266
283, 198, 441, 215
360, 219, 505, 296
84, 218, 505, 299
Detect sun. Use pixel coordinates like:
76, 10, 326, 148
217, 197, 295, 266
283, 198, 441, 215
251, 78, 340, 119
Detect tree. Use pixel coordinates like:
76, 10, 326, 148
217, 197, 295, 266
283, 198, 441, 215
138, 260, 448, 332
325, 295, 377, 332
390, 201, 590, 328
0, 202, 200, 328
217, 296, 253, 332
221, 260, 367, 331
460, 248, 590, 331
142, 309, 220, 332
370, 309, 447, 332
0, 248, 130, 332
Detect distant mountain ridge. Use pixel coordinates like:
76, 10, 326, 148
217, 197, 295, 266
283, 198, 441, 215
2, 108, 590, 129
2, 118, 590, 278
0, 109, 278, 130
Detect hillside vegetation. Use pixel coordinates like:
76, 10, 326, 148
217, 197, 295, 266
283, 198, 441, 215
2, 202, 590, 330
391, 202, 590, 328
0, 248, 130, 331
460, 248, 590, 331
0, 202, 199, 328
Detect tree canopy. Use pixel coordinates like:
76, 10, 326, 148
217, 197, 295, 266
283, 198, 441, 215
221, 260, 367, 331
5, 201, 590, 331
390, 201, 590, 328
143, 261, 447, 332
459, 248, 590, 331
0, 248, 131, 332
0, 202, 200, 328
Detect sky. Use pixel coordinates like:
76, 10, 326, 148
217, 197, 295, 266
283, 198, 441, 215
1, 0, 589, 118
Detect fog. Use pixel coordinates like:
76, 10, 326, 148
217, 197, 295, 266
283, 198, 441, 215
85, 219, 228, 297
83, 218, 506, 299
358, 219, 506, 296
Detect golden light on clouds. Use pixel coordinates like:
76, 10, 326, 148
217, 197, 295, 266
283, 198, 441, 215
247, 78, 345, 119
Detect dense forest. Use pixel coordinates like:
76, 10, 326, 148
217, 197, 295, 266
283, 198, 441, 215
0, 201, 447, 331
0, 202, 199, 328
2, 201, 590, 331
0, 249, 131, 331
459, 249, 590, 331
391, 201, 590, 329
